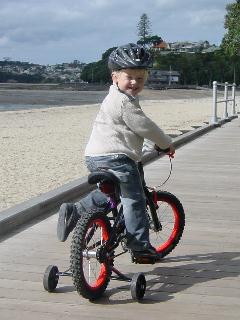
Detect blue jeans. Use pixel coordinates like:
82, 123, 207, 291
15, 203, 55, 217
85, 154, 150, 251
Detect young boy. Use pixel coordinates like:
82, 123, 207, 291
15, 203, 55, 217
57, 43, 174, 260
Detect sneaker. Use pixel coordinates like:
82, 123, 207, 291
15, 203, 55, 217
57, 203, 79, 242
131, 245, 162, 263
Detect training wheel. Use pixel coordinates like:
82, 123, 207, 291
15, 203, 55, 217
130, 272, 146, 301
43, 265, 59, 292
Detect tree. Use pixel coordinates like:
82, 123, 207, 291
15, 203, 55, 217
222, 0, 240, 56
153, 49, 240, 86
221, 1, 240, 82
81, 47, 116, 84
137, 35, 163, 48
137, 13, 151, 46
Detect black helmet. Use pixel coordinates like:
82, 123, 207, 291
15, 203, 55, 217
108, 43, 153, 71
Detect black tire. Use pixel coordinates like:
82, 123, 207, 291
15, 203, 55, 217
130, 272, 146, 301
70, 212, 113, 301
148, 191, 185, 258
43, 265, 59, 292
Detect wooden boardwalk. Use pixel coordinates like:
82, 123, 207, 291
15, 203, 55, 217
0, 118, 240, 320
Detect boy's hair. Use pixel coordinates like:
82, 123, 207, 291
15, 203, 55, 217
108, 43, 152, 71
112, 68, 149, 80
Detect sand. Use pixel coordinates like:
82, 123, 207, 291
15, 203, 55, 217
0, 88, 227, 212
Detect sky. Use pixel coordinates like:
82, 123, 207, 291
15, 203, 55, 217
0, 0, 232, 65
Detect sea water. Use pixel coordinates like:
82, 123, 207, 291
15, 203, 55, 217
0, 104, 55, 112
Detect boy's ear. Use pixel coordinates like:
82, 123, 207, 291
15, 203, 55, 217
111, 71, 118, 83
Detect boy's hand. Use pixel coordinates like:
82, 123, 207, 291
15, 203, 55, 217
154, 144, 175, 158
167, 144, 175, 158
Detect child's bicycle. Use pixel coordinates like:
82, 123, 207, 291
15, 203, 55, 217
43, 154, 185, 301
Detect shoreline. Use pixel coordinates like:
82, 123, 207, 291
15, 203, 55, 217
0, 88, 213, 110
0, 89, 219, 212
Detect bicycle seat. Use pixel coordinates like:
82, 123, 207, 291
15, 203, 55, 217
88, 171, 120, 186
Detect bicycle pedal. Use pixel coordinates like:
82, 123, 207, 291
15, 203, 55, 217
132, 256, 156, 265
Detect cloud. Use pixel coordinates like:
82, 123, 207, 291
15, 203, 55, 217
0, 0, 230, 64
0, 36, 9, 46
187, 9, 225, 27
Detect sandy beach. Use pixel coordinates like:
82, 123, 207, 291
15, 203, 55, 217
0, 88, 226, 212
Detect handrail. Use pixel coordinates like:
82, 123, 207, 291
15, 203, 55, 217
211, 81, 237, 124
0, 124, 218, 238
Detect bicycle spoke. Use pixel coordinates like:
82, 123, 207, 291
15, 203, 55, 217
148, 191, 185, 257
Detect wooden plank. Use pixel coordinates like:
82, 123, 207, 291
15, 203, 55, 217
0, 119, 240, 320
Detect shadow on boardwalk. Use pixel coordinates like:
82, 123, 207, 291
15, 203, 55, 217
145, 251, 240, 303
52, 251, 240, 305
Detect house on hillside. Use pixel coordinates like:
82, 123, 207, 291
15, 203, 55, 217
147, 69, 180, 86
151, 40, 213, 54
152, 41, 169, 51
202, 45, 220, 53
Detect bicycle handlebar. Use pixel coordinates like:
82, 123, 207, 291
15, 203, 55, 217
154, 145, 170, 153
154, 145, 175, 158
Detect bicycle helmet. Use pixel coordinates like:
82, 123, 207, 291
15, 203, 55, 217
108, 43, 153, 71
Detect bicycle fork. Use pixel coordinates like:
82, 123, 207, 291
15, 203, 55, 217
145, 188, 162, 232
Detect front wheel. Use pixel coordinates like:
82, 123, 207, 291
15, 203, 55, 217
148, 191, 185, 258
70, 212, 113, 301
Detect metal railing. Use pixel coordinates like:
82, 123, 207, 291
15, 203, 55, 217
211, 81, 237, 124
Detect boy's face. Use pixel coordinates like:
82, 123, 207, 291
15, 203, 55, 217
112, 68, 148, 97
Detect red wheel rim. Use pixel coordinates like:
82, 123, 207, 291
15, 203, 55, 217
155, 199, 180, 253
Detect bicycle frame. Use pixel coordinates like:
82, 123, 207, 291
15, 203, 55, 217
97, 177, 162, 258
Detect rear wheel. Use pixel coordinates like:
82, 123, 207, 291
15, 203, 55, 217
148, 191, 185, 258
70, 212, 113, 301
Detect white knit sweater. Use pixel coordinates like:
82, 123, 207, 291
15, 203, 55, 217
84, 84, 172, 162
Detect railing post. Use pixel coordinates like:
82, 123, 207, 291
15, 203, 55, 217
211, 81, 218, 124
231, 83, 236, 116
223, 82, 228, 119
